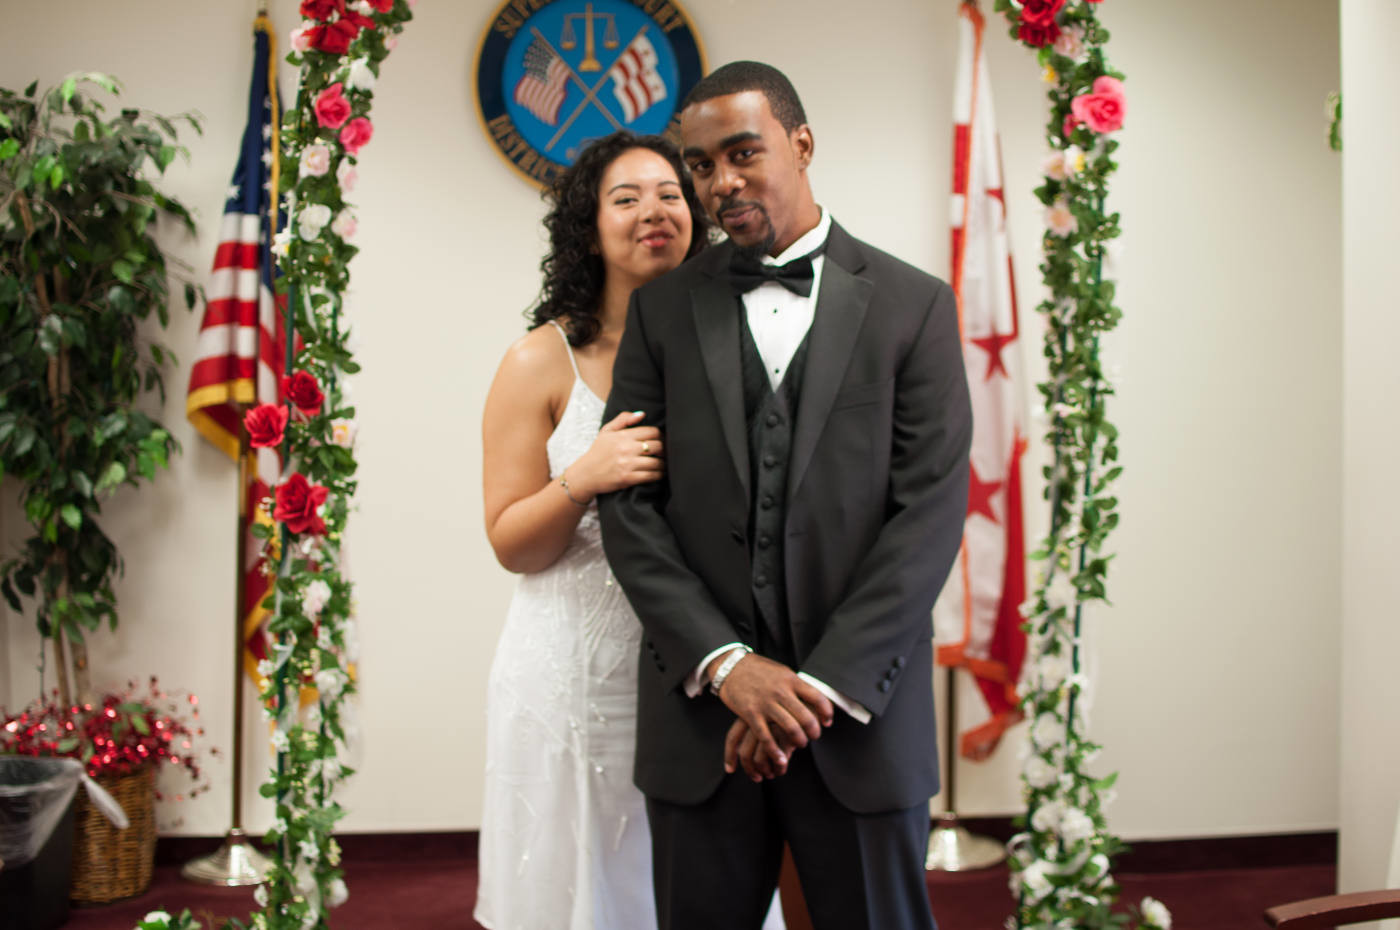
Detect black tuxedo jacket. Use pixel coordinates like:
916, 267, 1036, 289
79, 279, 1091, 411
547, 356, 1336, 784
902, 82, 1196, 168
599, 222, 972, 814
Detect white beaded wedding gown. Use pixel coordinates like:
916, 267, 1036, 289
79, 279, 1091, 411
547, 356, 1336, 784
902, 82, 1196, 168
475, 323, 653, 930
476, 323, 786, 930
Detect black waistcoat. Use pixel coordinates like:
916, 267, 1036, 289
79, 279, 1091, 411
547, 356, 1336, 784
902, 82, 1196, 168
739, 312, 811, 666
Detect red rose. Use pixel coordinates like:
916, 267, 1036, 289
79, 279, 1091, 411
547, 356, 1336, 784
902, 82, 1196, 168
1017, 19, 1060, 47
1063, 112, 1082, 139
314, 83, 352, 129
300, 0, 344, 20
274, 473, 329, 536
244, 403, 289, 449
339, 117, 374, 155
342, 9, 376, 31
309, 19, 359, 55
1019, 0, 1066, 26
367, 0, 394, 10
282, 371, 325, 416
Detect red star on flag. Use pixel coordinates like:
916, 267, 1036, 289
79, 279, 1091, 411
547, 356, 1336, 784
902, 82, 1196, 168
970, 329, 1015, 381
966, 460, 1003, 524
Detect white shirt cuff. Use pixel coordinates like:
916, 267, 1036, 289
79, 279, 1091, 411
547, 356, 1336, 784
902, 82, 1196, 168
798, 672, 872, 724
685, 643, 745, 698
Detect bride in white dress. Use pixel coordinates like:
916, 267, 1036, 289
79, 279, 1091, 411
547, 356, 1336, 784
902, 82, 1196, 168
478, 133, 785, 930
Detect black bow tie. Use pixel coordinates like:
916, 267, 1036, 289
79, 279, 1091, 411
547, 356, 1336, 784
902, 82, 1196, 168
728, 248, 820, 297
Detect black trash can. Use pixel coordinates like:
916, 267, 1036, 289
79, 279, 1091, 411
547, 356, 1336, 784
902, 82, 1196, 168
0, 757, 83, 930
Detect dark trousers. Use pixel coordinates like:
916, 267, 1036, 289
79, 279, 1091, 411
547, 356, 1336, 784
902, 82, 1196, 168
646, 749, 938, 930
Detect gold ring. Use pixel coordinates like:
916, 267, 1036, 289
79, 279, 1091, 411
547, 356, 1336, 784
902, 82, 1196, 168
641, 441, 651, 455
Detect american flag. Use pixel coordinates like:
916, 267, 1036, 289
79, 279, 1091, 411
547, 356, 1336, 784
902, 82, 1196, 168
607, 28, 666, 123
184, 18, 289, 687
514, 36, 570, 126
932, 0, 1029, 762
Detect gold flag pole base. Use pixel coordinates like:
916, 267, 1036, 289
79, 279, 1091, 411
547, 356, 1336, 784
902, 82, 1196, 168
181, 828, 273, 886
925, 813, 1007, 872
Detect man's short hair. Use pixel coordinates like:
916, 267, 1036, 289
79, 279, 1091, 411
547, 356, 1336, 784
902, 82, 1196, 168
680, 61, 807, 132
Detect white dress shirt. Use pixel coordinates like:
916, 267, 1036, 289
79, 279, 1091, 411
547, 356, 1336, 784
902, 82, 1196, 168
684, 210, 871, 725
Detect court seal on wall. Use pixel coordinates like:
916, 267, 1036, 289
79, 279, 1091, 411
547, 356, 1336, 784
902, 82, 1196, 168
474, 0, 705, 187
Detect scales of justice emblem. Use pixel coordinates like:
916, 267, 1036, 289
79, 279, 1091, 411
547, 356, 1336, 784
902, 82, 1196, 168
475, 0, 704, 187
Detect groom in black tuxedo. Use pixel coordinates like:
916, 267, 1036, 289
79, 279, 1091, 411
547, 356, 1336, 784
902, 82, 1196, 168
599, 61, 971, 930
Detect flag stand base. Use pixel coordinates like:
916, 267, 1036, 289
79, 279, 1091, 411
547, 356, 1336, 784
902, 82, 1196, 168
181, 829, 272, 886
925, 813, 1006, 871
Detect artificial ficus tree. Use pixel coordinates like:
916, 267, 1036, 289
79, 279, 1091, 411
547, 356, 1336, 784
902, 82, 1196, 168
0, 73, 200, 708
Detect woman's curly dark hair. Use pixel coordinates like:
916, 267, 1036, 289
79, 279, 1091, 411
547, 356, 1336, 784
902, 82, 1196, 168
528, 131, 711, 347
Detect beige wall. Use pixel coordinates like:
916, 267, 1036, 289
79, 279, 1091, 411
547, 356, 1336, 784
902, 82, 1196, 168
1339, 0, 1400, 914
1, 0, 1342, 840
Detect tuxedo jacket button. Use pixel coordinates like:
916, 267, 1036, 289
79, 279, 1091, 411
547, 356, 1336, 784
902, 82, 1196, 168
878, 679, 892, 693
760, 496, 775, 510
894, 655, 907, 668
766, 413, 781, 427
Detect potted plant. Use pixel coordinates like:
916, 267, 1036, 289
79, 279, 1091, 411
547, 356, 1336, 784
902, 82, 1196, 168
1, 678, 214, 903
0, 73, 199, 706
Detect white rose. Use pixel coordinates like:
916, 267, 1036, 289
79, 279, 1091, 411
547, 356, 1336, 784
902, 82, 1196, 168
303, 579, 333, 617
327, 877, 349, 908
1045, 200, 1078, 238
272, 227, 293, 259
315, 667, 347, 697
1030, 798, 1064, 833
293, 860, 317, 896
1141, 897, 1172, 929
1059, 807, 1095, 843
347, 58, 377, 92
142, 914, 173, 926
1031, 713, 1062, 750
335, 159, 358, 192
1064, 144, 1086, 176
331, 209, 358, 239
1042, 151, 1068, 182
1037, 653, 1074, 691
297, 203, 333, 239
331, 418, 358, 449
1024, 756, 1059, 789
1020, 860, 1053, 902
1053, 25, 1086, 61
299, 143, 331, 178
290, 23, 314, 54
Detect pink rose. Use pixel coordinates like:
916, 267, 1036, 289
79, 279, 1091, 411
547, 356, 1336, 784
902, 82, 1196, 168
314, 83, 352, 129
1063, 112, 1082, 139
1070, 76, 1126, 134
339, 117, 374, 155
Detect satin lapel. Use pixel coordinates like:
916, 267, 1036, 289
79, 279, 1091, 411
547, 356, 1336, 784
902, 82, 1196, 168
691, 267, 750, 500
788, 230, 872, 504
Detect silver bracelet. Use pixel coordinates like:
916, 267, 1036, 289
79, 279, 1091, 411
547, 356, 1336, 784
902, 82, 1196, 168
709, 646, 752, 697
559, 471, 589, 506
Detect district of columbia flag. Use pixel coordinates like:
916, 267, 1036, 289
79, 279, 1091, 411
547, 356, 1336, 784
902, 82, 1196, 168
514, 36, 570, 126
184, 17, 290, 689
932, 0, 1030, 762
607, 27, 666, 123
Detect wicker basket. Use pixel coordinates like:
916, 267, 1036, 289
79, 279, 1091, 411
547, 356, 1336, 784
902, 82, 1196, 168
69, 765, 156, 905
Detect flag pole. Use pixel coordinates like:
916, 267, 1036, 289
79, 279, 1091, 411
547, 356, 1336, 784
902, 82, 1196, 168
182, 8, 277, 888
926, 663, 1006, 870
183, 412, 273, 886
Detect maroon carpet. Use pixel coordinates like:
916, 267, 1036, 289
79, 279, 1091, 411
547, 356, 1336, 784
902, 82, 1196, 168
58, 857, 1334, 930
